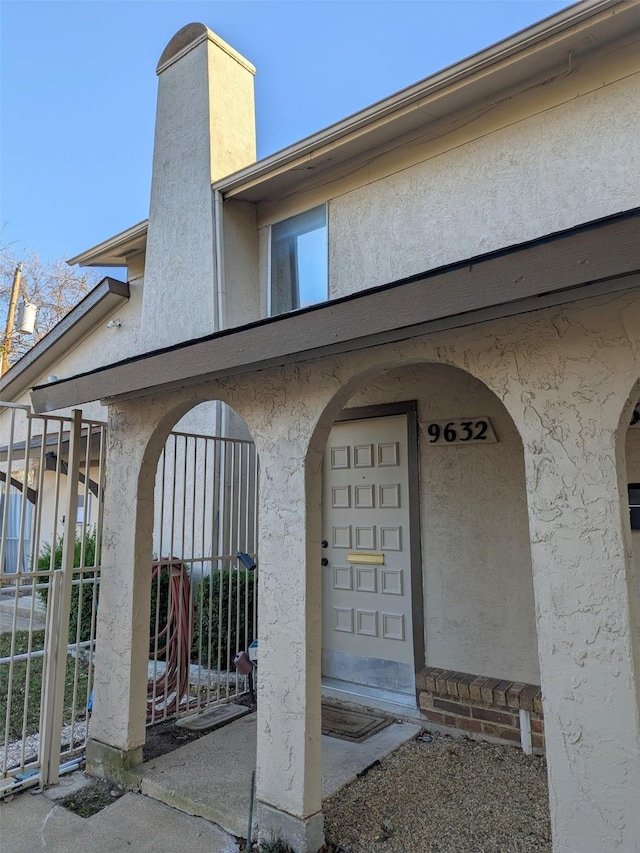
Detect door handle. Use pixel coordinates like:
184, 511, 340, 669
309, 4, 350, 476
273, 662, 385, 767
321, 557, 329, 567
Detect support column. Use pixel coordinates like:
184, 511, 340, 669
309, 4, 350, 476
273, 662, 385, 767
86, 401, 161, 784
252, 421, 324, 852
521, 403, 640, 852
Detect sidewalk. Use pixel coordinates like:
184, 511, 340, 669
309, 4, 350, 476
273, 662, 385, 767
0, 592, 47, 633
0, 775, 238, 853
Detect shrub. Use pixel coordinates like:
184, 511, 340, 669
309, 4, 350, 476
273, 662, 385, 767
37, 529, 100, 643
192, 569, 256, 667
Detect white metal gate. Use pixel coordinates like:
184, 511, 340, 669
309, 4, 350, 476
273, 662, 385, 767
0, 404, 106, 796
148, 428, 258, 725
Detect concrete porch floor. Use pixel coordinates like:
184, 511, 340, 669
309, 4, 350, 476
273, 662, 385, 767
138, 710, 422, 839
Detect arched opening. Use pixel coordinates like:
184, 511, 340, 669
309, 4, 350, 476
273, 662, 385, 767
145, 400, 258, 726
310, 360, 540, 745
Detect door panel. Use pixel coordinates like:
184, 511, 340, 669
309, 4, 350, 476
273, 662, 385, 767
322, 414, 415, 696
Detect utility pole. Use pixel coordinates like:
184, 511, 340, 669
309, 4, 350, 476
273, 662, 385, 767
1, 261, 23, 376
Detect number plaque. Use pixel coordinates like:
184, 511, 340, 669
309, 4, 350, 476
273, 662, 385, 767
424, 417, 498, 445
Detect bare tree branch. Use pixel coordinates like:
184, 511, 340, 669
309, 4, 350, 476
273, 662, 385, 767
0, 248, 100, 366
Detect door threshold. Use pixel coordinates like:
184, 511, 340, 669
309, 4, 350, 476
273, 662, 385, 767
322, 677, 421, 721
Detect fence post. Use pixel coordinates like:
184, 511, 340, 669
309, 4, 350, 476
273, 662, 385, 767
40, 409, 82, 785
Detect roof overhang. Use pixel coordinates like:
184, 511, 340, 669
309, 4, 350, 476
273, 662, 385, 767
1, 277, 129, 404
215, 0, 639, 203
0, 427, 104, 463
67, 221, 148, 268
31, 208, 640, 414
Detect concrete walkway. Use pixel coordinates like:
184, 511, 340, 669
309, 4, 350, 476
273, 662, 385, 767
1, 707, 421, 852
0, 783, 238, 853
139, 711, 421, 838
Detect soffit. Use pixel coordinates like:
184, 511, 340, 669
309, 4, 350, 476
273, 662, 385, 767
67, 221, 148, 268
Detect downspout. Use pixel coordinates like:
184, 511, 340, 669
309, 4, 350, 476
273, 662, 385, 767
214, 189, 226, 334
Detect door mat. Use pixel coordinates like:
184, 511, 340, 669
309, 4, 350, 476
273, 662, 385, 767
176, 702, 250, 732
321, 703, 393, 743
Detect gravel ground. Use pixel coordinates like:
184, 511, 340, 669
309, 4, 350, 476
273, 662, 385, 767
323, 733, 551, 853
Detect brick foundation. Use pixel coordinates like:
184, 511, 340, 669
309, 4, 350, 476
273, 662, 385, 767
416, 667, 545, 751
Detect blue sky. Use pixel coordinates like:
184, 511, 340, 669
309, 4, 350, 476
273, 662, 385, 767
1, 0, 569, 266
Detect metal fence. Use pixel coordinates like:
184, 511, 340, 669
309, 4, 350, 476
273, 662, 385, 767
148, 429, 258, 725
1, 405, 258, 795
0, 404, 106, 797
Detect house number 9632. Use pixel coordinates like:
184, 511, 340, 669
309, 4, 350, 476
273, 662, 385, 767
425, 417, 498, 444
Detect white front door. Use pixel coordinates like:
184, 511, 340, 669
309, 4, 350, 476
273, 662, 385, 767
322, 413, 417, 700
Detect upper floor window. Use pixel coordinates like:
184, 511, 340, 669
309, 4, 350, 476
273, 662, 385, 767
269, 206, 327, 315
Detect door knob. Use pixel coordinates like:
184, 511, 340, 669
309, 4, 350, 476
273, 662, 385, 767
321, 557, 329, 567
321, 540, 328, 548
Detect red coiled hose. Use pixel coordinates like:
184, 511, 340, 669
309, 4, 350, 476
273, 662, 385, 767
147, 560, 193, 721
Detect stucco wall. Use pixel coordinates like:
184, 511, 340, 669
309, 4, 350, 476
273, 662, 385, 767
223, 199, 260, 329
329, 64, 639, 297
90, 286, 640, 853
255, 43, 639, 312
346, 363, 538, 684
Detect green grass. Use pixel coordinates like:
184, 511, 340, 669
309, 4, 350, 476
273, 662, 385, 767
0, 629, 90, 743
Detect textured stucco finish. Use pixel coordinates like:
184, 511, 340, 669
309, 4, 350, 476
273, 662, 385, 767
253, 46, 639, 316
328, 70, 640, 299
88, 289, 640, 852
141, 29, 256, 351
223, 199, 260, 328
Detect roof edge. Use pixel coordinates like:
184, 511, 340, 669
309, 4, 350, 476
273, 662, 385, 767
213, 0, 623, 195
68, 220, 149, 268
0, 277, 130, 403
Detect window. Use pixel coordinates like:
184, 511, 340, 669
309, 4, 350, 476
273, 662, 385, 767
269, 205, 327, 315
76, 493, 91, 526
629, 484, 640, 531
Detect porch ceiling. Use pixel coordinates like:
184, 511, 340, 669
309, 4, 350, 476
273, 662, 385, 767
30, 209, 640, 414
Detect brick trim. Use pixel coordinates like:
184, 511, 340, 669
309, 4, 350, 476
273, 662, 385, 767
416, 666, 545, 751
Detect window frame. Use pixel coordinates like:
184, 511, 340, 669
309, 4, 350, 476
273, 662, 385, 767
267, 204, 328, 317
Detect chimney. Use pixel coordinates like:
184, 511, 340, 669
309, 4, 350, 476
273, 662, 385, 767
141, 24, 256, 349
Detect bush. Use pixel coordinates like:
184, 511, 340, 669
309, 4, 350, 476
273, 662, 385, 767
37, 529, 100, 643
192, 569, 256, 667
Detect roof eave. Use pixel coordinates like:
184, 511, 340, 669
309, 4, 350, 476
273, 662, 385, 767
67, 221, 149, 268
213, 0, 626, 199
0, 277, 130, 404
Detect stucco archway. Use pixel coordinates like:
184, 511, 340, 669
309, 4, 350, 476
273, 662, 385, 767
87, 390, 259, 777
306, 358, 539, 738
146, 400, 258, 725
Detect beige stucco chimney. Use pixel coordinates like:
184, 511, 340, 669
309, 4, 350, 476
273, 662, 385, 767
141, 23, 256, 349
